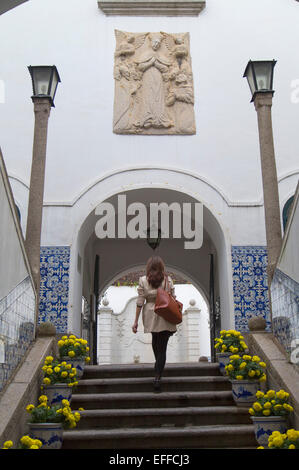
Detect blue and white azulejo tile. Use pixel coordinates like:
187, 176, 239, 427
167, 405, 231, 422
39, 246, 70, 333
231, 246, 271, 332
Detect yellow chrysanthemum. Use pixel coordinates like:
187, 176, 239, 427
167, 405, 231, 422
253, 402, 262, 412
276, 390, 287, 400
243, 355, 251, 361
3, 440, 13, 449
286, 429, 299, 441
20, 435, 32, 446
26, 404, 35, 413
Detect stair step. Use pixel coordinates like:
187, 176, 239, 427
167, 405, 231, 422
71, 390, 234, 410
83, 362, 222, 379
76, 406, 252, 429
76, 376, 231, 394
62, 424, 256, 449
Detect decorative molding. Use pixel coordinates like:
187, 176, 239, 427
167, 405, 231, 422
98, 0, 206, 17
9, 168, 299, 209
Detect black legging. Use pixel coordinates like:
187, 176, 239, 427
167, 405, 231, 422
151, 331, 173, 378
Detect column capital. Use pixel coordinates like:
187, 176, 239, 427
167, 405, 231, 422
253, 92, 273, 111
31, 96, 52, 116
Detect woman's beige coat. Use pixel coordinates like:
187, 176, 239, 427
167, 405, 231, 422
136, 275, 177, 333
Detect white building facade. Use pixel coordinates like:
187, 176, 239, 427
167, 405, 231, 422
0, 0, 298, 361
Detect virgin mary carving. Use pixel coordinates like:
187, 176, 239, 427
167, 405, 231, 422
113, 30, 196, 135
133, 33, 173, 130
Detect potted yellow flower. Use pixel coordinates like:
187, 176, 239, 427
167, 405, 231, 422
1, 436, 43, 449
215, 330, 248, 375
258, 429, 299, 449
26, 396, 81, 449
225, 354, 267, 406
249, 389, 293, 446
41, 356, 78, 406
58, 335, 91, 378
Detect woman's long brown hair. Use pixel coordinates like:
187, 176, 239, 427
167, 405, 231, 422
146, 256, 165, 288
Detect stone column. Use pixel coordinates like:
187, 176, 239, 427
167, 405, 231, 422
97, 299, 113, 364
254, 92, 282, 283
185, 300, 201, 362
25, 98, 51, 302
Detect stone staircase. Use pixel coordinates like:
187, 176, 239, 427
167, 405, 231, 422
62, 362, 257, 449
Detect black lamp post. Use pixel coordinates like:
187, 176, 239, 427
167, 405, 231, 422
243, 59, 282, 284
25, 66, 61, 318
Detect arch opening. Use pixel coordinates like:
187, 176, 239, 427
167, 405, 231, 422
71, 186, 233, 363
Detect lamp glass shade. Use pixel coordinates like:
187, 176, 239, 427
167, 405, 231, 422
28, 65, 60, 106
244, 62, 256, 97
243, 60, 276, 100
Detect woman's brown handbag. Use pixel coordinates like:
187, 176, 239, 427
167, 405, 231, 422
154, 277, 183, 325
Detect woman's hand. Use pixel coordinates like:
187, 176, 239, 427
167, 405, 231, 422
132, 321, 138, 334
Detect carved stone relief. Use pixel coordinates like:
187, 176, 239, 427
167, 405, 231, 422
113, 30, 196, 135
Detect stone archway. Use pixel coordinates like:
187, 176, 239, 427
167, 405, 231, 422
71, 184, 232, 361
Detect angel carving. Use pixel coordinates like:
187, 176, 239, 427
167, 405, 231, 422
161, 32, 194, 107
113, 30, 148, 132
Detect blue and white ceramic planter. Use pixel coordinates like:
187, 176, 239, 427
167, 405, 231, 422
251, 416, 287, 446
28, 423, 63, 449
61, 357, 85, 378
44, 383, 72, 407
217, 353, 231, 375
231, 379, 260, 406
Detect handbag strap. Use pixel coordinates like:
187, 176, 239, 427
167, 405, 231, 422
163, 275, 170, 293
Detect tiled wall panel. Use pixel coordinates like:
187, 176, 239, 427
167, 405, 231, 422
231, 246, 271, 332
39, 246, 70, 333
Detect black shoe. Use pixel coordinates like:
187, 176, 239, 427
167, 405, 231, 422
153, 378, 161, 392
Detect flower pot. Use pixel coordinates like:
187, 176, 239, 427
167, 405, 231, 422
28, 423, 63, 449
44, 383, 72, 407
251, 416, 287, 446
61, 356, 85, 378
216, 353, 231, 375
231, 379, 260, 406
